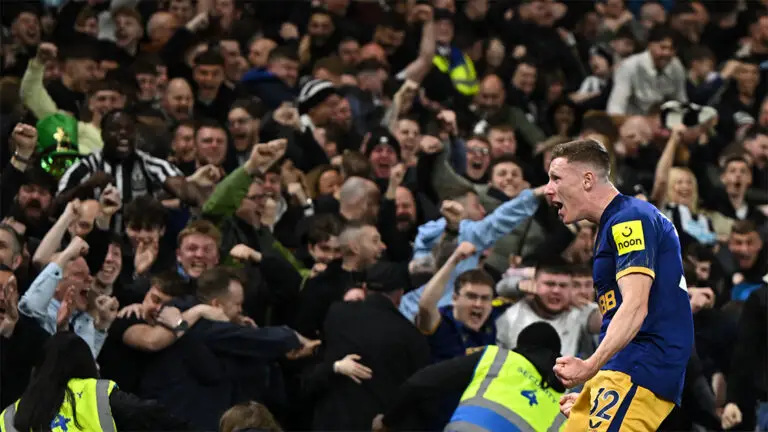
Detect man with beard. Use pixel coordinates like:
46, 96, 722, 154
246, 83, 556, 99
2, 123, 56, 240
58, 109, 210, 226
160, 78, 195, 124
470, 75, 545, 159
228, 99, 266, 165
299, 8, 339, 72
4, 170, 56, 241
395, 186, 418, 233
496, 262, 601, 358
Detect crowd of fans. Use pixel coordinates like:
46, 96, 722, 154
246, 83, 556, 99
0, 0, 767, 430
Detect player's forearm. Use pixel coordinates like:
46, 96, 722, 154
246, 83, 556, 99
587, 303, 647, 370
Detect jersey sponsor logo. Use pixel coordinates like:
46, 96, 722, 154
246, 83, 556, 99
611, 220, 645, 255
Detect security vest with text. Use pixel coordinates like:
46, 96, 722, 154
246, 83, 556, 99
0, 378, 118, 432
446, 345, 567, 432
433, 48, 479, 96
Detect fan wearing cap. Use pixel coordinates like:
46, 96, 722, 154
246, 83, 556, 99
274, 79, 340, 172
373, 322, 567, 432
3, 123, 57, 239
365, 127, 402, 180
304, 262, 428, 431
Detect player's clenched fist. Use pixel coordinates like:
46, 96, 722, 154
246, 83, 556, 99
553, 356, 597, 388
36, 42, 57, 63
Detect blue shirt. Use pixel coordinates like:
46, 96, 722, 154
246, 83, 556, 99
593, 194, 694, 404
18, 263, 107, 358
400, 189, 540, 320
425, 305, 505, 363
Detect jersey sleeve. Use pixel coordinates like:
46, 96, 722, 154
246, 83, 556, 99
609, 209, 658, 281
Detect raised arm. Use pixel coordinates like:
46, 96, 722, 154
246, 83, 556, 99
32, 200, 81, 268
201, 139, 287, 219
19, 43, 60, 120
650, 125, 684, 206
19, 237, 89, 327
398, 18, 436, 83
416, 241, 476, 334
461, 187, 543, 250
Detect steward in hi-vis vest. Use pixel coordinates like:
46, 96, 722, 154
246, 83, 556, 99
446, 345, 565, 432
1, 378, 117, 432
372, 322, 568, 432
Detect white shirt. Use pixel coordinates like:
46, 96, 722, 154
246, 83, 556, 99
607, 51, 688, 116
496, 300, 599, 357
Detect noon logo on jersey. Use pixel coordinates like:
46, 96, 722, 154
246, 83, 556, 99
611, 220, 645, 255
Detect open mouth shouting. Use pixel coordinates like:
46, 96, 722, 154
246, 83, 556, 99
551, 199, 564, 219
467, 308, 486, 328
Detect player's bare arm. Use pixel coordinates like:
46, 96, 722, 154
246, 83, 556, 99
587, 273, 652, 369
554, 273, 651, 388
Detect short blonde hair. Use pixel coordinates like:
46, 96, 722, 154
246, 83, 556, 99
177, 220, 222, 248
219, 401, 281, 432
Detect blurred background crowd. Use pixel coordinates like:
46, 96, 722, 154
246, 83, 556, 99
0, 0, 767, 430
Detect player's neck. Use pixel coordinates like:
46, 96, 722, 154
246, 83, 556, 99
586, 184, 620, 224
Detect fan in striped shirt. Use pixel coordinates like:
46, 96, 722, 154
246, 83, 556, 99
57, 110, 210, 220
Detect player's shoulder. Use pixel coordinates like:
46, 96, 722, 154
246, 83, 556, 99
604, 195, 664, 226
602, 196, 669, 252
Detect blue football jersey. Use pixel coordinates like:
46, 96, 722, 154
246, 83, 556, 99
592, 194, 694, 404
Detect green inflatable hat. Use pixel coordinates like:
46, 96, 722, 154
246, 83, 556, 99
36, 113, 80, 179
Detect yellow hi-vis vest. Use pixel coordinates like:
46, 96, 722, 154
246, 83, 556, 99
432, 53, 479, 96
446, 346, 567, 432
0, 378, 118, 432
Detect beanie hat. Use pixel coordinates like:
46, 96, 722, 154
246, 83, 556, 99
364, 126, 401, 159
36, 113, 80, 179
298, 79, 337, 115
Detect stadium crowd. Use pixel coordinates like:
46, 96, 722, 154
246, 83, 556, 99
0, 0, 767, 430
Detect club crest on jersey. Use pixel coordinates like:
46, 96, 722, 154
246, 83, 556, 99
611, 220, 645, 255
